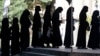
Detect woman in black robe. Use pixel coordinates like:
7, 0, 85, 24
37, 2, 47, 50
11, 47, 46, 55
20, 9, 31, 51
64, 7, 74, 48
1, 17, 10, 56
76, 6, 89, 49
52, 7, 63, 48
41, 5, 52, 47
32, 6, 41, 47
11, 17, 20, 55
88, 10, 100, 49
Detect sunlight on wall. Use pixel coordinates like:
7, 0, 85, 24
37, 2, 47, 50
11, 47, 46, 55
73, 0, 100, 19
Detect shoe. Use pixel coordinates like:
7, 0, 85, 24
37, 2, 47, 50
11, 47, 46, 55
65, 46, 71, 48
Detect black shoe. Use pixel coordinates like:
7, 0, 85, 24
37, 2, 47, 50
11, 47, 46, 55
65, 46, 71, 48
77, 46, 87, 49
81, 47, 87, 49
53, 46, 59, 48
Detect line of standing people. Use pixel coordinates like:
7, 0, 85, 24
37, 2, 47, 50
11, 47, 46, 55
76, 6, 100, 49
1, 5, 100, 56
0, 5, 64, 56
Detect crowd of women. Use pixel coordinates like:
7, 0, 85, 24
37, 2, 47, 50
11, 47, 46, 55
0, 4, 100, 56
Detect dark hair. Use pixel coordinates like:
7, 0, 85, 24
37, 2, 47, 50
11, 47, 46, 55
82, 6, 88, 12
35, 6, 41, 11
56, 7, 63, 13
